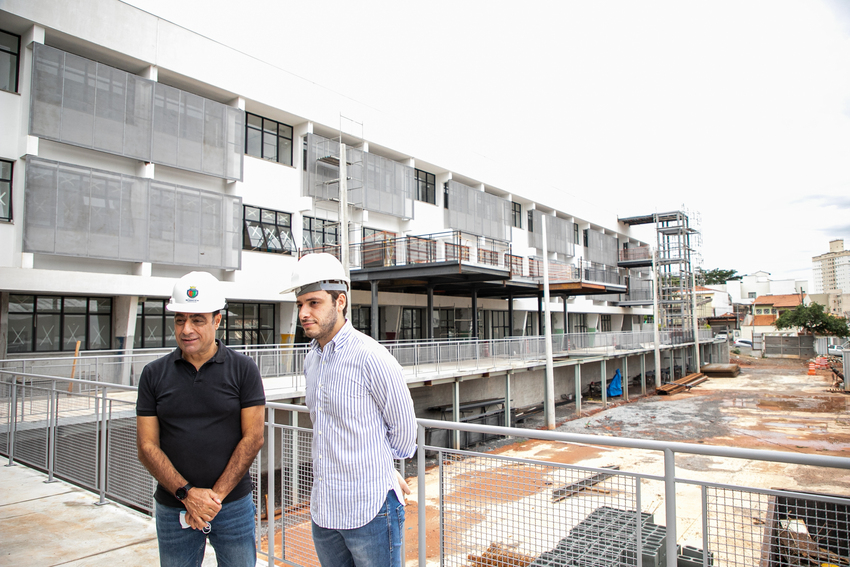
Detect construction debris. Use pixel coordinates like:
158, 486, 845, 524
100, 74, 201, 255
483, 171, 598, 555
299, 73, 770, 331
656, 372, 707, 395
777, 517, 850, 567
552, 465, 619, 502
467, 542, 535, 567
700, 363, 741, 378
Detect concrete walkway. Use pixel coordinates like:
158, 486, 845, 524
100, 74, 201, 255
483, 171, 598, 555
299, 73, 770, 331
0, 465, 232, 566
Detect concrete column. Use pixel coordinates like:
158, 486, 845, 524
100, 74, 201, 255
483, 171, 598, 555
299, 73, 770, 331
623, 356, 629, 402
452, 381, 460, 450
669, 348, 675, 382
504, 371, 512, 430
574, 364, 582, 417
508, 293, 514, 337
601, 359, 608, 408
370, 281, 379, 340
426, 285, 434, 339
640, 353, 647, 396
113, 295, 139, 386
471, 288, 478, 338
537, 293, 543, 335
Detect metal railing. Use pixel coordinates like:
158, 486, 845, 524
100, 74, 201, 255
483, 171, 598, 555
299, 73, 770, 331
0, 330, 716, 389
5, 377, 847, 566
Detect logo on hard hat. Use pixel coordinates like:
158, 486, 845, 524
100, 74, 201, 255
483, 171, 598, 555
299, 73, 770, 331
186, 286, 199, 300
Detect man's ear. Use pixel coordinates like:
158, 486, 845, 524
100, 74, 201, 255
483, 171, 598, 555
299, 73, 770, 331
214, 312, 222, 328
337, 292, 347, 314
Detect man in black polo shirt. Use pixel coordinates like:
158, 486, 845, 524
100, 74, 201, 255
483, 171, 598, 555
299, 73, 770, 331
137, 271, 265, 567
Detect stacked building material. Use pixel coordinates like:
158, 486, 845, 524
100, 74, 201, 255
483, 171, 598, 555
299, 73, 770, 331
656, 373, 707, 395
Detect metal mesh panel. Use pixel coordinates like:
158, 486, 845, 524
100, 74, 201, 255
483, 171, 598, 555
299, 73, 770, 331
93, 63, 127, 154
439, 451, 639, 567
24, 157, 240, 269
586, 229, 618, 267
54, 392, 99, 491
30, 43, 242, 181
445, 180, 510, 241
529, 212, 575, 256
60, 51, 97, 147
10, 383, 49, 469
261, 425, 317, 566
107, 406, 156, 513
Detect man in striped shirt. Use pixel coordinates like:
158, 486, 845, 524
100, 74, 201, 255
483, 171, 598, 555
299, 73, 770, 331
282, 253, 417, 567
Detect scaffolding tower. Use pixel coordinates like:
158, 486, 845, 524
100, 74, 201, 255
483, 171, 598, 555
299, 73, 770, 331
619, 210, 702, 331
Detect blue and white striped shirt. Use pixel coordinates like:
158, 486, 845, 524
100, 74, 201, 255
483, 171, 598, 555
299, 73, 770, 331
304, 320, 417, 530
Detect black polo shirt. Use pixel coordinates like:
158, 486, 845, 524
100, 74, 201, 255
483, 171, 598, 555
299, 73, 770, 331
136, 340, 265, 508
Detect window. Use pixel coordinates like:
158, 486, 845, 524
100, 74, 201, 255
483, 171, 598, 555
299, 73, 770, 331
443, 182, 449, 209
492, 311, 510, 339
135, 299, 178, 349
583, 229, 589, 247
414, 169, 435, 204
243, 205, 295, 254
748, 292, 757, 299
0, 30, 20, 93
527, 211, 534, 233
9, 294, 111, 353
512, 202, 522, 228
400, 308, 422, 340
0, 159, 11, 221
245, 112, 293, 166
525, 313, 535, 337
218, 302, 275, 346
600, 314, 612, 332
351, 306, 372, 337
302, 216, 339, 250
574, 224, 580, 246
436, 308, 455, 339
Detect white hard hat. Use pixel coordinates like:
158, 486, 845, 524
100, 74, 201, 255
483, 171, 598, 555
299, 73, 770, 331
281, 253, 350, 297
166, 271, 227, 313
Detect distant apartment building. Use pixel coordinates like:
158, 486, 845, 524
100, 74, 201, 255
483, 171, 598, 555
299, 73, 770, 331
811, 239, 850, 319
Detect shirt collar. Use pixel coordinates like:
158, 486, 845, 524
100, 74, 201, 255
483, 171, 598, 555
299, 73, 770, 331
170, 339, 226, 365
311, 319, 353, 354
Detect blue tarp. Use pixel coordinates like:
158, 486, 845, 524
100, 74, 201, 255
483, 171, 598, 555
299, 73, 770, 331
607, 369, 623, 397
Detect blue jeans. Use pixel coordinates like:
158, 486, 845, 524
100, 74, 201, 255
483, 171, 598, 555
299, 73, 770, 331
311, 491, 405, 567
155, 493, 257, 567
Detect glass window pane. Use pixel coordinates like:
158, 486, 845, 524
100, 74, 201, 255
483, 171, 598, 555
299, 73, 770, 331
10, 294, 34, 313
89, 314, 111, 349
89, 298, 111, 313
242, 304, 259, 328
245, 221, 264, 248
0, 50, 15, 92
278, 137, 292, 166
247, 113, 262, 129
228, 303, 243, 323
246, 127, 261, 158
245, 206, 260, 221
134, 316, 142, 349
35, 313, 61, 351
64, 297, 87, 313
278, 123, 293, 139
37, 297, 62, 312
259, 304, 274, 328
63, 314, 86, 350
261, 209, 276, 223
258, 329, 273, 344
144, 317, 163, 348
263, 225, 282, 251
0, 160, 10, 178
144, 300, 164, 314
228, 330, 243, 345
8, 313, 32, 353
263, 137, 277, 162
165, 324, 177, 348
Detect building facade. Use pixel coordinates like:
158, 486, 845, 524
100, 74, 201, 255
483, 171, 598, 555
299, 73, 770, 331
811, 239, 850, 319
0, 0, 654, 359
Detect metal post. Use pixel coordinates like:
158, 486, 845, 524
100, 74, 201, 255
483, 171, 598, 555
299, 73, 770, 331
417, 424, 426, 567
452, 380, 460, 450
267, 407, 276, 567
669, 348, 675, 382
507, 292, 514, 338
664, 448, 677, 565
701, 485, 709, 567
46, 380, 57, 482
692, 268, 701, 373
542, 215, 555, 429
623, 356, 629, 402
371, 280, 379, 341
636, 477, 643, 567
339, 142, 349, 278
6, 376, 16, 466
471, 288, 478, 339
640, 354, 646, 396
574, 365, 581, 417
427, 285, 434, 339
504, 371, 512, 430
651, 249, 662, 388
97, 387, 108, 505
601, 359, 608, 408
290, 410, 299, 507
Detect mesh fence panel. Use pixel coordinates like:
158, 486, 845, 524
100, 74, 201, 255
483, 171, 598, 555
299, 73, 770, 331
11, 383, 49, 470
54, 391, 100, 491
107, 402, 156, 513
439, 451, 642, 567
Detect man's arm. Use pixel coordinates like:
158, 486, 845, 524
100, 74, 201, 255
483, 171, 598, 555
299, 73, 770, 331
136, 415, 222, 528
211, 405, 265, 501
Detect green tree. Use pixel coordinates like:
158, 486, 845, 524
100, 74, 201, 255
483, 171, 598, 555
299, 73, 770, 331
704, 268, 739, 285
774, 302, 850, 337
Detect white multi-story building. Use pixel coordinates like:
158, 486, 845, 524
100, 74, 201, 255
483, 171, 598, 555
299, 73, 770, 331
812, 239, 850, 294
0, 0, 654, 359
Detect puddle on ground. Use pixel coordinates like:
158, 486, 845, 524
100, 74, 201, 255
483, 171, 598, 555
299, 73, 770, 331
722, 396, 850, 413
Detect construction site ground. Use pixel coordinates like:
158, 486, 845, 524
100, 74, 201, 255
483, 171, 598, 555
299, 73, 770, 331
401, 353, 850, 565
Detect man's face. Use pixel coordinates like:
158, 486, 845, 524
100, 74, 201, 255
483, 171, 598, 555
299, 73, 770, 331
297, 290, 344, 344
174, 312, 220, 358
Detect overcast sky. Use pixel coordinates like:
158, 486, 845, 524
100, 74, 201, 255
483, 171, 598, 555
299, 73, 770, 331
125, 0, 850, 285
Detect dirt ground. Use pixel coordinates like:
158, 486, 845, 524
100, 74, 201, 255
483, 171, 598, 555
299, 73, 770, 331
401, 353, 850, 566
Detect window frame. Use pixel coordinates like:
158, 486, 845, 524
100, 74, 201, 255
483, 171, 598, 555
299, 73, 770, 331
9, 294, 112, 353
218, 301, 276, 346
302, 216, 339, 251
135, 298, 177, 349
400, 307, 423, 340
414, 168, 436, 205
511, 202, 522, 228
0, 158, 12, 222
243, 205, 296, 255
527, 210, 534, 233
600, 314, 612, 332
245, 112, 293, 166
0, 29, 20, 93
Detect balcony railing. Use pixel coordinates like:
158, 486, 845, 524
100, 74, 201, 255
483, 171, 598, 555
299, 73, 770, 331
619, 246, 651, 262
